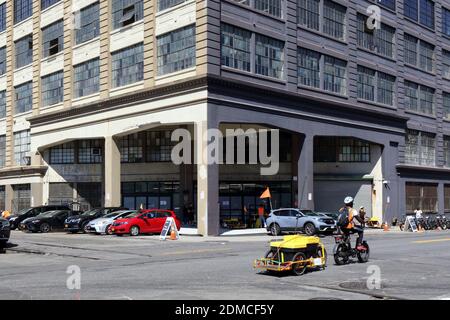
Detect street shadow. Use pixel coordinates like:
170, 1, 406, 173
0, 242, 18, 254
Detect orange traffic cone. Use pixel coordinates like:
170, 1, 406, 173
170, 228, 177, 240
383, 222, 389, 231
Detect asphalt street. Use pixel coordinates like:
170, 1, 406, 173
1, 229, 450, 300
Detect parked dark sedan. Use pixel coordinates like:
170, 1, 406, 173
20, 210, 76, 233
0, 218, 10, 247
64, 207, 126, 233
7, 205, 70, 230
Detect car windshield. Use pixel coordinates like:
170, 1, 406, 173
123, 211, 144, 218
17, 208, 31, 216
301, 210, 319, 216
40, 211, 64, 218
81, 210, 99, 217
104, 211, 124, 218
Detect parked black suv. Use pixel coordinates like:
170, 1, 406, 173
64, 207, 126, 233
8, 205, 70, 230
0, 218, 11, 247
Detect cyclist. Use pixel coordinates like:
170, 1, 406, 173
340, 196, 365, 251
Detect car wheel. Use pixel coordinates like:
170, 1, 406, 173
105, 225, 113, 235
304, 223, 316, 236
130, 226, 140, 236
270, 223, 281, 236
40, 223, 51, 233
82, 222, 89, 233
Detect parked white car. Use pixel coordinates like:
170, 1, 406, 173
86, 210, 136, 235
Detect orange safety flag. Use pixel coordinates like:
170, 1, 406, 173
260, 187, 271, 199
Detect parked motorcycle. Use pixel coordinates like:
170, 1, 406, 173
333, 231, 369, 265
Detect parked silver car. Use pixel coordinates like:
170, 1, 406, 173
266, 208, 336, 236
86, 210, 136, 234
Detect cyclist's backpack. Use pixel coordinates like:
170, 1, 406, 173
337, 207, 350, 228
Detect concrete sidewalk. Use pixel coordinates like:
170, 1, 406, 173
179, 226, 406, 237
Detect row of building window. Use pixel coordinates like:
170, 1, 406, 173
0, 24, 196, 113
1, 0, 192, 32
250, 0, 447, 34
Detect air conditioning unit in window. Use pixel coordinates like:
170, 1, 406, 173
22, 156, 31, 166
92, 148, 101, 156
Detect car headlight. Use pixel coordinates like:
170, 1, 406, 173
9, 217, 17, 221
318, 218, 326, 222
32, 220, 40, 223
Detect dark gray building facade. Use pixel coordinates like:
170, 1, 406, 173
200, 0, 450, 223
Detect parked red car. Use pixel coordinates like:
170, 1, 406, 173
111, 209, 181, 236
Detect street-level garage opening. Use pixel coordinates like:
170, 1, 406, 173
405, 182, 438, 214
313, 136, 383, 219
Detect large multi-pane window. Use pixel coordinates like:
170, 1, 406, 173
378, 0, 396, 10
14, 0, 32, 24
298, 0, 346, 41
297, 0, 319, 31
75, 2, 100, 45
15, 35, 33, 69
404, 34, 434, 73
323, 55, 346, 95
41, 71, 63, 106
73, 59, 100, 98
443, 92, 450, 120
14, 130, 30, 166
357, 66, 395, 106
111, 43, 144, 87
444, 7, 450, 36
0, 91, 5, 118
78, 139, 102, 163
0, 135, 5, 168
444, 136, 450, 167
298, 47, 347, 95
157, 25, 196, 76
146, 131, 174, 162
112, 0, 143, 30
404, 81, 434, 115
404, 0, 435, 29
158, 0, 187, 12
41, 0, 60, 10
50, 142, 75, 164
42, 20, 64, 57
443, 50, 450, 80
314, 137, 370, 162
221, 24, 251, 72
0, 47, 6, 75
120, 133, 144, 163
14, 81, 32, 114
356, 14, 395, 58
0, 3, 6, 32
298, 48, 320, 88
405, 130, 435, 166
231, 0, 283, 18
255, 34, 284, 79
254, 0, 283, 18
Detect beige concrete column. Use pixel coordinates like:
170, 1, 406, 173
5, 0, 14, 167
31, 183, 43, 207
31, 0, 42, 115
104, 136, 121, 207
143, 0, 155, 88
195, 120, 219, 236
99, 0, 111, 99
63, 0, 73, 108
5, 185, 13, 212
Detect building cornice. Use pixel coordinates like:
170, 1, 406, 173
0, 165, 48, 178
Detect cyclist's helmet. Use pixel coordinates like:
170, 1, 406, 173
344, 196, 354, 205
